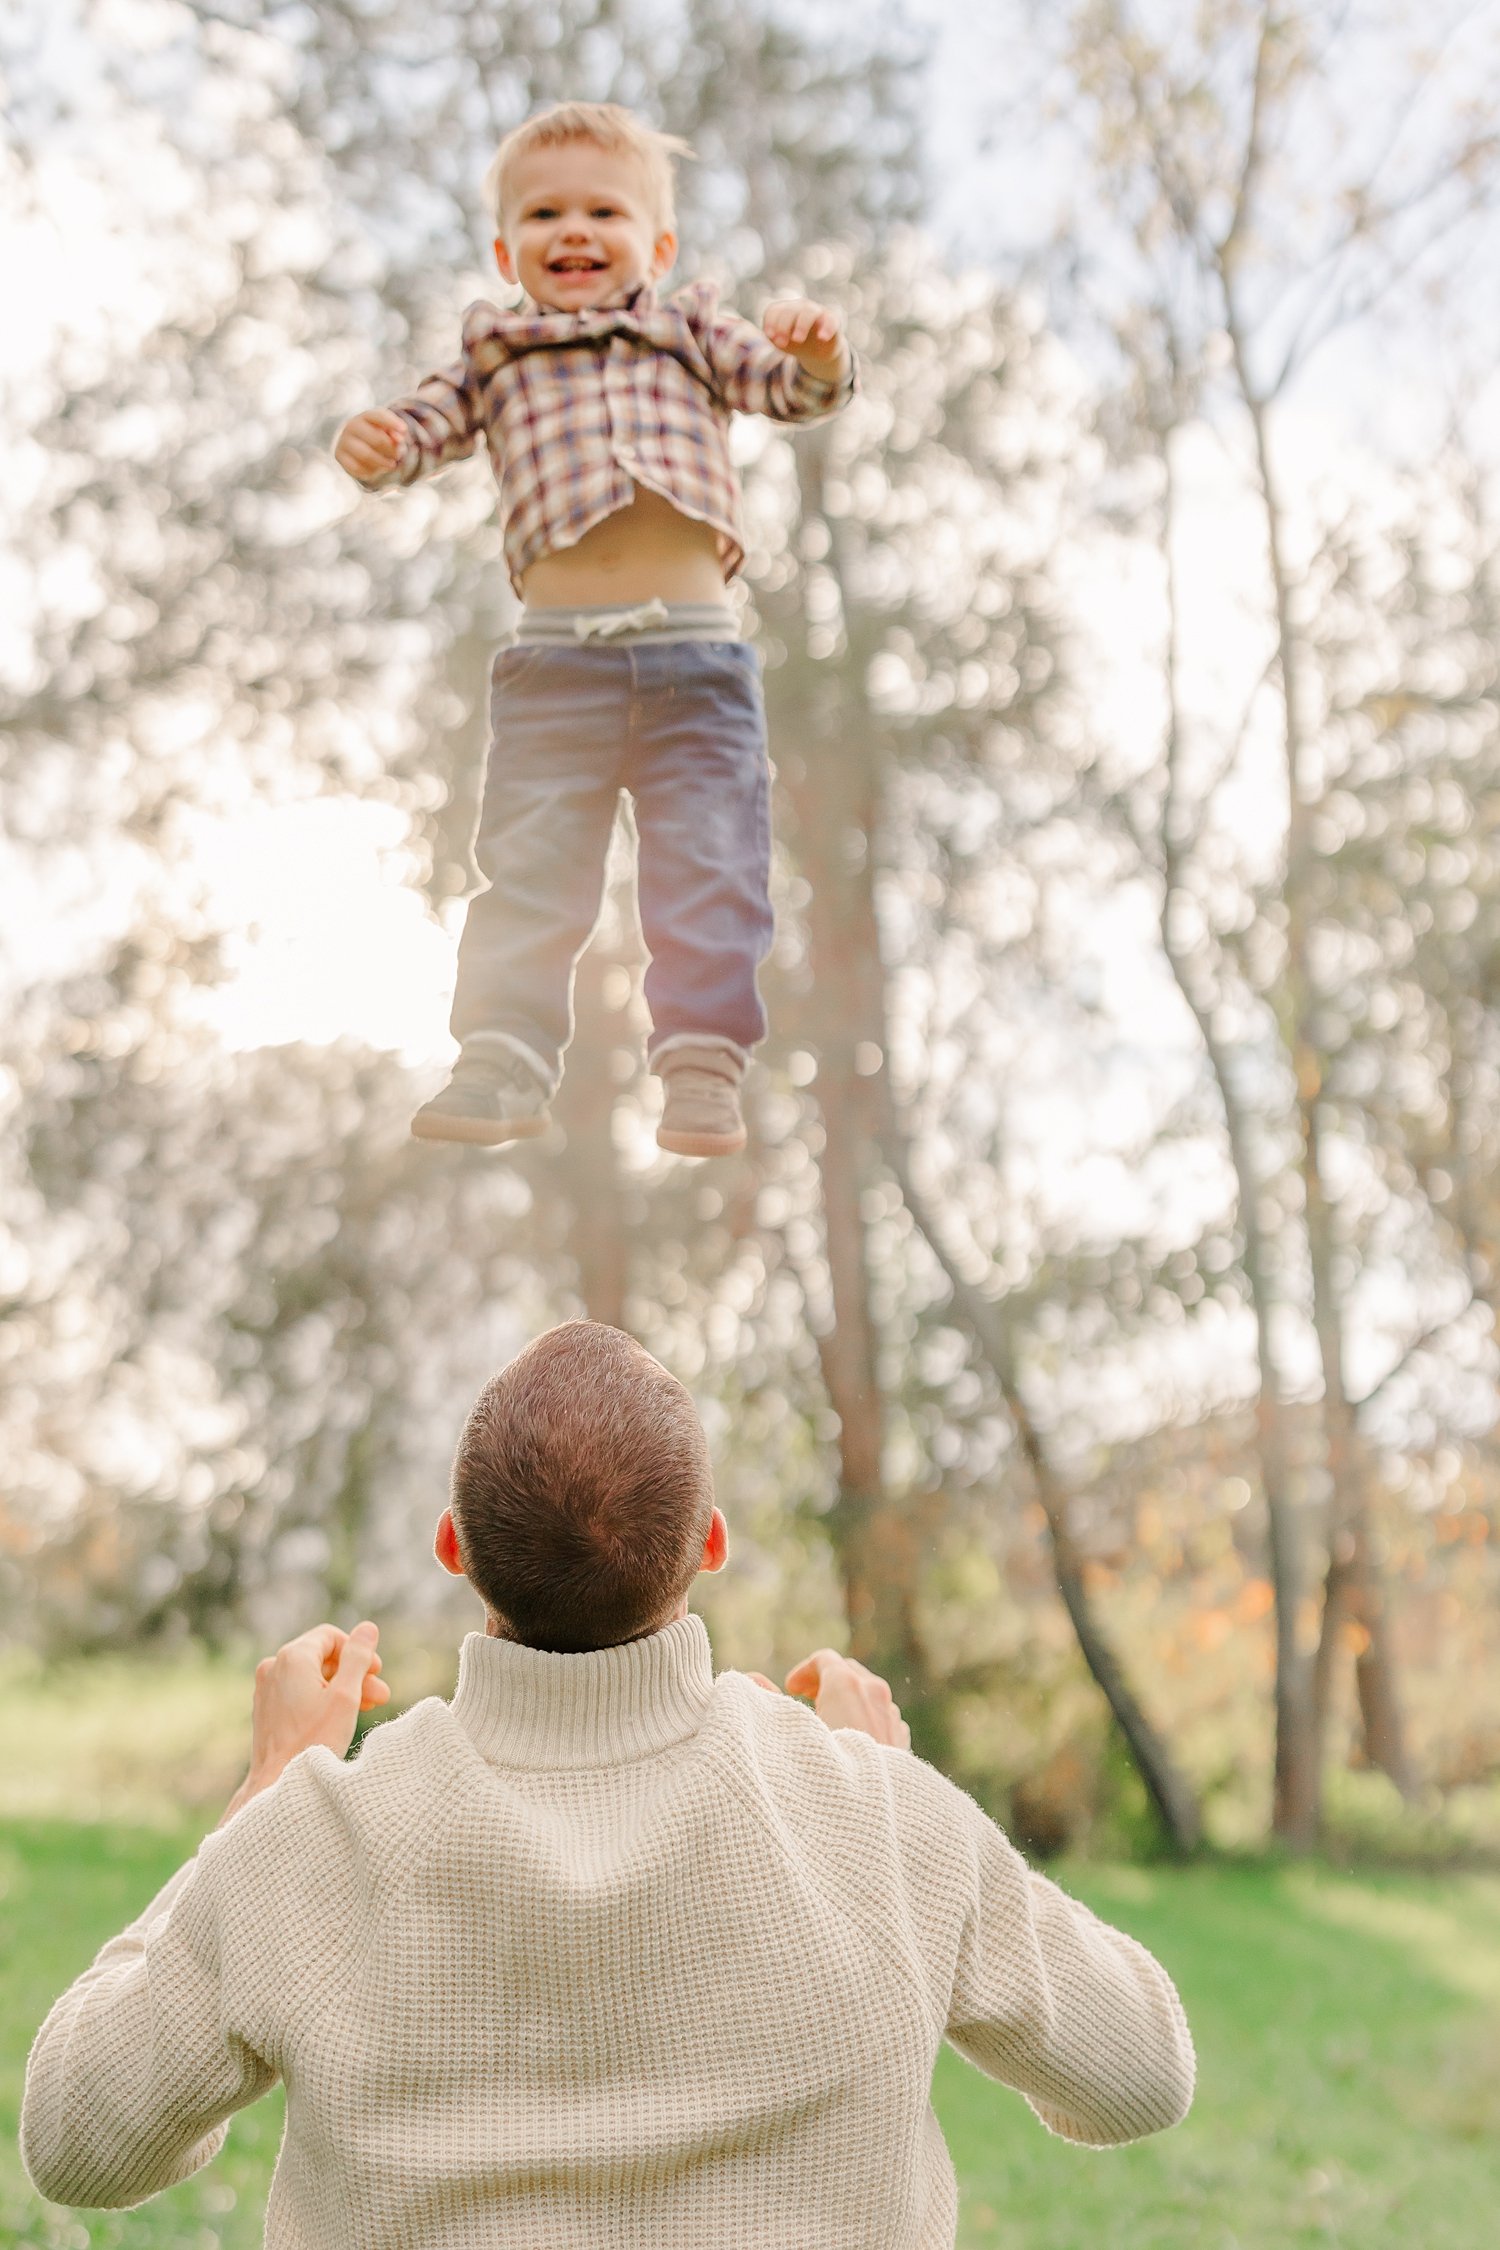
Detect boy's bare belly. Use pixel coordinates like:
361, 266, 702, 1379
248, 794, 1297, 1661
522, 484, 729, 608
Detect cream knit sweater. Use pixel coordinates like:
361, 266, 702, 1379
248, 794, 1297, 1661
22, 1617, 1194, 2247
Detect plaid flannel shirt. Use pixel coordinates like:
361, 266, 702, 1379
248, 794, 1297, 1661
369, 279, 857, 592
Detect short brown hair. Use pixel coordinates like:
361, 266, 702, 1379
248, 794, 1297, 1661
482, 101, 692, 236
450, 1322, 714, 1652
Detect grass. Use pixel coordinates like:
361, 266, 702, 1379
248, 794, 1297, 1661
4, 1823, 1499, 2248
1, 1824, 283, 2250
937, 1860, 1500, 2248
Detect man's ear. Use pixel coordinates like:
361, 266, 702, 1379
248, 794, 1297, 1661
650, 227, 677, 282
494, 235, 517, 284
701, 1506, 728, 1575
434, 1507, 466, 1578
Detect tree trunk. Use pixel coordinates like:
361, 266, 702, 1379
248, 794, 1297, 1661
1284, 673, 1413, 1804
1354, 1599, 1413, 1791
887, 1137, 1202, 1856
1161, 918, 1321, 1843
1153, 425, 1319, 1845
1225, 313, 1415, 1809
325, 1419, 376, 1619
768, 434, 933, 1716
552, 882, 635, 1332
786, 798, 933, 1714
812, 1054, 930, 1698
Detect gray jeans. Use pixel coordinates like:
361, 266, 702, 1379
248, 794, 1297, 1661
450, 607, 773, 1088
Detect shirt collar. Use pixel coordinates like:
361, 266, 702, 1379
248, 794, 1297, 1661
449, 1613, 714, 1769
518, 277, 659, 320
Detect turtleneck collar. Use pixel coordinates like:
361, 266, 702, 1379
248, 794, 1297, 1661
449, 1613, 714, 1770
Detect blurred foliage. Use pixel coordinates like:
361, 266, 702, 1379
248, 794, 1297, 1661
2, 0, 1500, 1859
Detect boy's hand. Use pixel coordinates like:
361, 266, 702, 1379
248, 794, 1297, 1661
218, 1621, 390, 1826
761, 297, 850, 385
748, 1649, 910, 1748
334, 408, 411, 483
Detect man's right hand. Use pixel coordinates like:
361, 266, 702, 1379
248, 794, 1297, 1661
748, 1650, 911, 1748
333, 408, 410, 483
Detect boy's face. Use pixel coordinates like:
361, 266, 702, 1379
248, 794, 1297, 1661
495, 140, 675, 311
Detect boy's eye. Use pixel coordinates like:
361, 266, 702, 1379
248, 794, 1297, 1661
592, 205, 618, 218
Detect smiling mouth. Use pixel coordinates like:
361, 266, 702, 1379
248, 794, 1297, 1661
549, 258, 607, 273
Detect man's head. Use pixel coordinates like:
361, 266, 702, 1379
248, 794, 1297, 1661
435, 1322, 726, 1652
482, 102, 690, 313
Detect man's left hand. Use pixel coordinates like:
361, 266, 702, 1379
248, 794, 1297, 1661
220, 1622, 390, 1827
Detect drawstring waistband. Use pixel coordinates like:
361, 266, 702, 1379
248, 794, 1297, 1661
575, 599, 670, 640
512, 600, 742, 648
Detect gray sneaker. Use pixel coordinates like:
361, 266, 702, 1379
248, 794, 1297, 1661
656, 1044, 747, 1157
411, 1047, 552, 1146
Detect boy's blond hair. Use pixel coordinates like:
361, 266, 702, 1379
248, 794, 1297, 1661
482, 102, 693, 238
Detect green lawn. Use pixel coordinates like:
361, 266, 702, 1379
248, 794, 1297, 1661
3, 1822, 1498, 2249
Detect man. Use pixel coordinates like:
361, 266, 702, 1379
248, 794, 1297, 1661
22, 1322, 1194, 2248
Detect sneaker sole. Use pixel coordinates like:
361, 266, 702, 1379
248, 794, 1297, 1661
411, 1113, 551, 1147
656, 1126, 747, 1158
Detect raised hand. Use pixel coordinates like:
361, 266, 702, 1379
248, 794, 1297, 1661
219, 1621, 390, 1826
333, 408, 411, 484
760, 297, 849, 384
747, 1648, 910, 1747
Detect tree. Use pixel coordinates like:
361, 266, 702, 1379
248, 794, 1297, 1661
1034, 0, 1500, 1838
745, 237, 1201, 1841
0, 0, 929, 1651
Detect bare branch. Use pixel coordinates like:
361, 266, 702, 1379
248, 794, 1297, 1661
1176, 649, 1280, 855
1351, 1296, 1477, 1416
1269, 138, 1500, 394
1214, 2, 1277, 276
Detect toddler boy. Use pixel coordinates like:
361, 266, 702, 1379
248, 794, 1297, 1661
334, 102, 855, 1156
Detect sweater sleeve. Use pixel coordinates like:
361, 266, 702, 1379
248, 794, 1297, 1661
685, 285, 857, 424
19, 1840, 278, 2210
944, 1807, 1196, 2146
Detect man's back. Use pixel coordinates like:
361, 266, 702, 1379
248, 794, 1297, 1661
23, 1618, 1193, 2249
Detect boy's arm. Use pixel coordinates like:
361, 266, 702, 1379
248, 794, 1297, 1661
689, 287, 857, 425
337, 348, 487, 490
